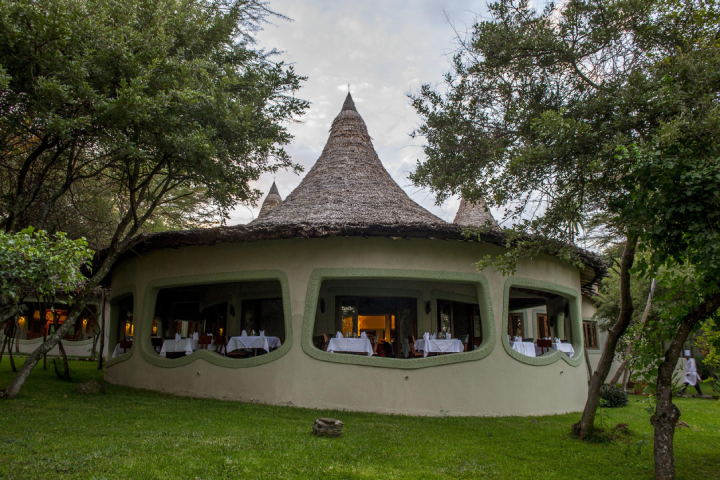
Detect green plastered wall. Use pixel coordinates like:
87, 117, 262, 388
105, 236, 592, 416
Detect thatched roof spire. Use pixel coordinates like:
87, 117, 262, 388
250, 94, 445, 229
258, 181, 282, 217
342, 92, 357, 112
453, 197, 499, 230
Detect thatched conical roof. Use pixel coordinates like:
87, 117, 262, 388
103, 93, 608, 290
453, 197, 499, 230
258, 181, 282, 217
249, 93, 445, 229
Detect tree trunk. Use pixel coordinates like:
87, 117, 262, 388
7, 322, 16, 373
610, 278, 657, 385
572, 235, 637, 439
584, 344, 593, 379
51, 306, 70, 379
0, 328, 8, 365
0, 246, 123, 399
41, 302, 47, 370
650, 291, 720, 480
622, 368, 631, 391
97, 288, 107, 370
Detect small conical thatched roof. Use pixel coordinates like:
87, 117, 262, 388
250, 93, 445, 229
453, 197, 499, 230
258, 181, 282, 217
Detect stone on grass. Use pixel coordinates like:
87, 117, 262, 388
75, 379, 105, 395
313, 418, 343, 438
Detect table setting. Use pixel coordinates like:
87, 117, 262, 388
414, 332, 464, 357
226, 330, 282, 354
327, 331, 374, 356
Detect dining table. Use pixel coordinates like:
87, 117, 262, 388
414, 338, 464, 357
160, 338, 194, 357
111, 341, 132, 358
226, 335, 282, 354
510, 341, 537, 357
552, 342, 575, 356
326, 337, 374, 356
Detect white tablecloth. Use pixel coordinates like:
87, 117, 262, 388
553, 342, 575, 356
227, 336, 282, 353
327, 337, 374, 356
160, 338, 194, 357
414, 338, 464, 357
510, 341, 536, 357
112, 342, 132, 358
190, 338, 226, 355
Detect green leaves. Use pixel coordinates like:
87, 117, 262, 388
0, 229, 93, 316
0, 0, 309, 239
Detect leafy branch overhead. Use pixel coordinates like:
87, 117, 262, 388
0, 228, 93, 325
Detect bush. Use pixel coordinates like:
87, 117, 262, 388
696, 357, 715, 379
600, 384, 629, 408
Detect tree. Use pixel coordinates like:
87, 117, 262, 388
0, 0, 308, 398
410, 1, 720, 477
0, 228, 93, 375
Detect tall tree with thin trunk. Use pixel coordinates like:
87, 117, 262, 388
0, 0, 308, 398
410, 0, 720, 476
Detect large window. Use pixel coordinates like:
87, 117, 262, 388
507, 287, 575, 358
583, 321, 599, 349
312, 279, 484, 359
152, 281, 285, 359
438, 300, 481, 350
334, 296, 416, 358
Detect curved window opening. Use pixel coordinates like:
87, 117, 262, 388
152, 281, 285, 360
508, 287, 575, 358
312, 279, 483, 359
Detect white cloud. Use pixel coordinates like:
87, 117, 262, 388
229, 0, 487, 224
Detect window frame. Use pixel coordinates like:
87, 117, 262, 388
302, 268, 495, 369
583, 320, 599, 350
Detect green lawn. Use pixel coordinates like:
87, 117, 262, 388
0, 358, 718, 479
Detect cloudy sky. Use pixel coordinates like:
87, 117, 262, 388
228, 0, 488, 224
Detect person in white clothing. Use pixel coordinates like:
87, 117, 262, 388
679, 351, 702, 396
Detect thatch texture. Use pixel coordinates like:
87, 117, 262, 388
453, 197, 499, 230
258, 181, 282, 217
101, 93, 607, 289
249, 93, 446, 230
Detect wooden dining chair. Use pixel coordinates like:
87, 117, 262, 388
213, 335, 228, 355
119, 340, 132, 353
408, 335, 423, 358
151, 337, 163, 353
459, 334, 469, 352
198, 335, 212, 349
537, 339, 552, 355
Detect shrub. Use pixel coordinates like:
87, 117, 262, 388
600, 384, 629, 408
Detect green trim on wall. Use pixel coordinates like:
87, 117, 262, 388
136, 270, 293, 369
105, 285, 137, 368
502, 278, 583, 367
301, 268, 495, 369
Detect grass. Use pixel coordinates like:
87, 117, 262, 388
0, 358, 718, 479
